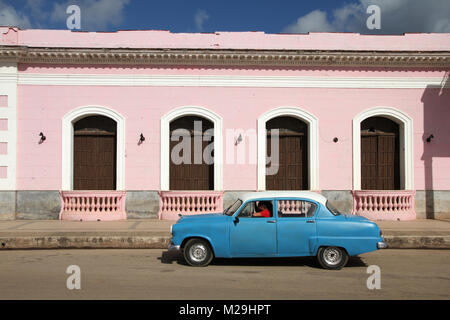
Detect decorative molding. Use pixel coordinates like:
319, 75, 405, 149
160, 106, 223, 191
352, 107, 414, 191
16, 73, 450, 89
1, 46, 449, 68
257, 107, 319, 191
61, 106, 126, 191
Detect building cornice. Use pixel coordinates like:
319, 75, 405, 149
0, 46, 449, 68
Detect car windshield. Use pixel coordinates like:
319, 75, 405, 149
326, 201, 342, 216
224, 199, 243, 216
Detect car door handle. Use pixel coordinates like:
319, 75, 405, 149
266, 220, 276, 223
306, 220, 315, 223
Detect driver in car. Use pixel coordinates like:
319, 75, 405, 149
252, 201, 272, 217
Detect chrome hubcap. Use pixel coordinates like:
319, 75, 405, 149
189, 244, 207, 262
323, 247, 342, 265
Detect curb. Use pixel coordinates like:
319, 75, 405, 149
0, 236, 170, 250
1, 235, 450, 250
383, 235, 450, 249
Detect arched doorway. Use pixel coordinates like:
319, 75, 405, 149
353, 107, 414, 191
360, 116, 400, 190
352, 107, 416, 220
257, 107, 319, 191
160, 106, 223, 191
169, 115, 214, 190
73, 115, 117, 190
266, 116, 309, 190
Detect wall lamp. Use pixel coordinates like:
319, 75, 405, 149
235, 134, 243, 146
138, 133, 145, 145
426, 134, 434, 143
39, 132, 46, 144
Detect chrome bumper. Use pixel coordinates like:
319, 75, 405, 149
377, 241, 388, 249
168, 242, 180, 252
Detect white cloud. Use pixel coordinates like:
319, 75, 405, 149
194, 9, 210, 32
0, 1, 32, 28
283, 0, 450, 34
283, 10, 334, 33
51, 0, 131, 31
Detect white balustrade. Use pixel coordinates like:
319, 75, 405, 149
159, 191, 224, 220
352, 190, 416, 221
59, 191, 127, 221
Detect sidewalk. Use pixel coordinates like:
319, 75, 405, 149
0, 219, 449, 250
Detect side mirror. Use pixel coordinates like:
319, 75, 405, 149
233, 216, 239, 224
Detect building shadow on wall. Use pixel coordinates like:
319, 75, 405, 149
421, 72, 450, 219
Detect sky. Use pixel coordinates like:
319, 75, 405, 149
0, 0, 449, 34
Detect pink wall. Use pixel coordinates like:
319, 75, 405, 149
0, 166, 6, 179
0, 142, 6, 155
0, 95, 8, 107
16, 65, 450, 191
8, 29, 448, 192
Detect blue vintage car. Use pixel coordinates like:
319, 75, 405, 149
168, 191, 387, 269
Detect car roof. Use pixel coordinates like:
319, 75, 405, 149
238, 191, 328, 205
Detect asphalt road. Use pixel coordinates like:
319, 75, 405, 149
0, 249, 449, 300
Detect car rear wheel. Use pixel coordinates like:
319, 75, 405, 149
317, 246, 348, 270
183, 238, 214, 267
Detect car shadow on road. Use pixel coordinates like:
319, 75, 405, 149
158, 251, 367, 269
159, 250, 186, 265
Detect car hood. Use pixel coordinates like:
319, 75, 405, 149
177, 213, 226, 222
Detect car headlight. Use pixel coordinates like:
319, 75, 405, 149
170, 224, 173, 235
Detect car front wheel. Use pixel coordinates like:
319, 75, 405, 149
317, 246, 348, 270
183, 238, 214, 267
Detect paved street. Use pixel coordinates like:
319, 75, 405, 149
0, 249, 449, 300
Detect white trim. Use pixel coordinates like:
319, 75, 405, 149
352, 107, 414, 191
62, 106, 126, 191
257, 107, 319, 191
0, 62, 17, 190
17, 73, 450, 89
240, 191, 328, 205
160, 106, 223, 191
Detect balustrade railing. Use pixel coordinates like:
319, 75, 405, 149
59, 191, 127, 221
159, 191, 224, 220
352, 190, 416, 221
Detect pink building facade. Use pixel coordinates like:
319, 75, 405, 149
0, 27, 449, 221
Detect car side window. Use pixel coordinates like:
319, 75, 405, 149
238, 200, 273, 218
238, 202, 254, 218
277, 200, 317, 218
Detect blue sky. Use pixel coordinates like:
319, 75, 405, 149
1, 0, 449, 34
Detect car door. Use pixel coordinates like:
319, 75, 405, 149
276, 198, 318, 256
229, 199, 277, 257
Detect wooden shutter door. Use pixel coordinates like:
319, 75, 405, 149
266, 133, 307, 190
361, 116, 400, 190
361, 134, 399, 190
377, 135, 398, 190
361, 135, 378, 190
169, 117, 214, 190
73, 116, 117, 191
74, 134, 116, 190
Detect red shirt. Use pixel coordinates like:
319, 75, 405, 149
258, 209, 271, 217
